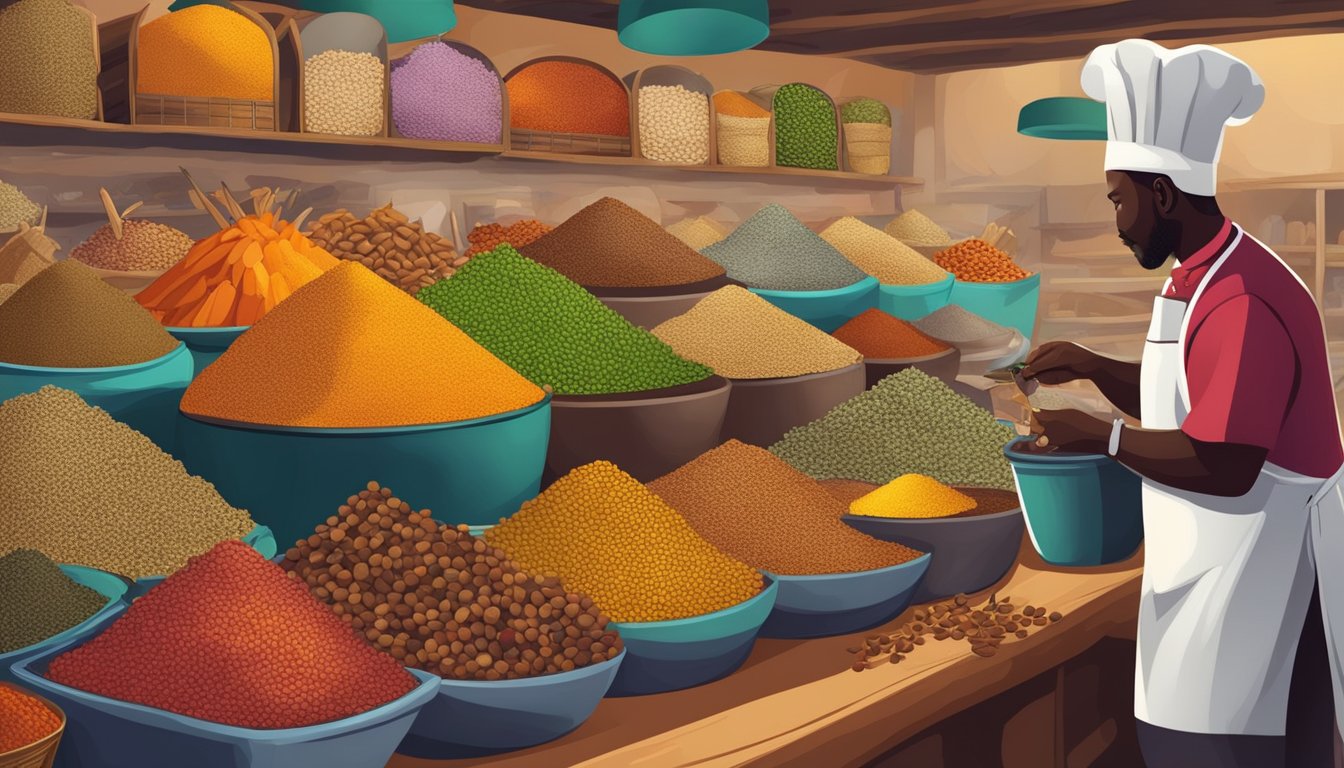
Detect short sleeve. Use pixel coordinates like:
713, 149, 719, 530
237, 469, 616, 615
1181, 294, 1296, 450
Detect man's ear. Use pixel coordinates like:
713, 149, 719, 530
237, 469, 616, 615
1152, 176, 1179, 216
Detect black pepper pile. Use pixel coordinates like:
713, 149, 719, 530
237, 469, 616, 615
0, 548, 108, 653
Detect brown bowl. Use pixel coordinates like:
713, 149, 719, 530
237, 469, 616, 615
0, 682, 65, 768
589, 276, 740, 330
863, 347, 960, 389
720, 363, 865, 447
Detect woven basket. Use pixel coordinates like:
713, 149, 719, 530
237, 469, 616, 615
843, 122, 891, 176
716, 113, 770, 167
0, 684, 65, 768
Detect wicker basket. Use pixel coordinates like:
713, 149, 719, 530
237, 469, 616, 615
713, 90, 773, 167
843, 122, 892, 175
0, 683, 65, 768
505, 56, 631, 157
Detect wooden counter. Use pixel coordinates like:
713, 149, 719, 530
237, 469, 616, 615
389, 542, 1143, 768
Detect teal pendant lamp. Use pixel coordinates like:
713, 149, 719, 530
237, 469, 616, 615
617, 0, 769, 56
1017, 97, 1107, 140
298, 0, 456, 43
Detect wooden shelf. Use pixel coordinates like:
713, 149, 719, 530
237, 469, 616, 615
498, 149, 923, 187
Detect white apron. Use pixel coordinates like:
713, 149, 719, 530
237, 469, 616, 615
1134, 226, 1344, 735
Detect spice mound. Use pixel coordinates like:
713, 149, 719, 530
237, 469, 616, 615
520, 197, 724, 289
47, 541, 416, 729
665, 216, 725, 251
652, 286, 861, 379
849, 593, 1062, 669
306, 205, 461, 296
850, 475, 979, 519
820, 217, 949, 286
0, 224, 57, 286
284, 481, 623, 681
0, 260, 177, 367
0, 549, 107, 654
934, 239, 1030, 283
136, 4, 273, 101
484, 461, 763, 623
650, 441, 922, 576
832, 309, 949, 359
913, 305, 1012, 345
306, 49, 384, 137
885, 209, 952, 246
0, 0, 99, 120
508, 60, 629, 137
0, 179, 41, 230
464, 219, 552, 258
391, 41, 502, 144
418, 245, 712, 396
703, 204, 867, 292
71, 219, 193, 272
0, 684, 61, 754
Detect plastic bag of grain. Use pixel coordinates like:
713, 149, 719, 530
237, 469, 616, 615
841, 98, 891, 176
713, 91, 770, 167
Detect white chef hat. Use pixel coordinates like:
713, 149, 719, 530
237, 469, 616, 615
1081, 39, 1265, 196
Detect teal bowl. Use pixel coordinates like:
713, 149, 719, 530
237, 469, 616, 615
176, 396, 551, 549
760, 554, 931, 638
876, 273, 954, 320
165, 326, 248, 379
1004, 437, 1143, 566
750, 276, 879, 333
1, 565, 128, 684
947, 273, 1041, 341
0, 343, 192, 452
126, 526, 278, 599
606, 577, 778, 696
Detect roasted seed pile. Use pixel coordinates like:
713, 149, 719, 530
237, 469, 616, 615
284, 482, 623, 681
0, 387, 254, 579
849, 474, 978, 519
649, 441, 922, 575
841, 98, 891, 126
307, 205, 461, 295
638, 84, 709, 164
886, 209, 951, 246
464, 219, 551, 258
0, 261, 177, 367
137, 4, 273, 100
934, 239, 1031, 283
0, 548, 107, 654
820, 217, 948, 285
665, 216, 725, 251
913, 305, 1012, 344
418, 245, 711, 395
484, 461, 764, 623
773, 84, 838, 171
70, 219, 193, 272
652, 285, 861, 379
305, 50, 384, 137
770, 368, 1018, 490
520, 197, 725, 289
848, 593, 1062, 669
0, 0, 98, 119
508, 60, 629, 137
391, 42, 501, 144
703, 203, 867, 291
0, 180, 40, 230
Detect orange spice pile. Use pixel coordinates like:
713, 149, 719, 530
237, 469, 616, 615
933, 239, 1030, 283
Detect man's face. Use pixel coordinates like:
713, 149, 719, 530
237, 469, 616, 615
1106, 171, 1178, 270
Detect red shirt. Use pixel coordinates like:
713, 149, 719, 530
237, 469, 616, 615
1168, 220, 1343, 479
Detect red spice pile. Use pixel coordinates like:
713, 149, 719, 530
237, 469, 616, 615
832, 308, 950, 359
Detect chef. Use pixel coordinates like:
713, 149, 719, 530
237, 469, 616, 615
1021, 39, 1344, 768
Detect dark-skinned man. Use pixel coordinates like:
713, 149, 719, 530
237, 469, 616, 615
1021, 39, 1344, 768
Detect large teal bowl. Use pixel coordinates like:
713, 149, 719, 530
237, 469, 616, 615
126, 526, 278, 599
750, 277, 879, 333
1, 565, 128, 684
1005, 436, 1143, 566
876, 273, 954, 320
760, 554, 931, 638
606, 577, 777, 696
165, 326, 248, 379
0, 343, 192, 452
947, 273, 1041, 340
176, 396, 551, 550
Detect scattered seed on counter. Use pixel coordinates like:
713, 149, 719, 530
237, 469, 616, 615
0, 180, 41, 230
306, 205, 459, 296
0, 549, 107, 654
885, 210, 952, 247
770, 368, 1018, 491
418, 245, 712, 395
484, 461, 764, 623
832, 309, 950, 359
772, 84, 838, 171
820, 217, 949, 285
0, 684, 61, 754
464, 219, 551, 258
508, 60, 629, 137
934, 239, 1031, 282
0, 387, 255, 579
638, 84, 709, 164
283, 481, 624, 680
70, 219, 193, 272
137, 4, 273, 101
912, 305, 1012, 345
849, 475, 979, 519
47, 541, 416, 729
702, 203, 867, 291
840, 98, 891, 126
665, 216, 725, 251
181, 261, 545, 428
0, 261, 177, 367
0, 283, 16, 304
650, 441, 922, 576
848, 593, 1062, 669
519, 197, 725, 289
652, 286, 861, 379
305, 50, 384, 137
391, 42, 501, 143
0, 0, 98, 120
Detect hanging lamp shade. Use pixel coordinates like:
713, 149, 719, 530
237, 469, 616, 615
1017, 97, 1107, 140
617, 0, 769, 56
298, 0, 456, 43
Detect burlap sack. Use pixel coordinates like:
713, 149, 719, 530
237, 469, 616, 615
716, 113, 770, 167
843, 122, 892, 175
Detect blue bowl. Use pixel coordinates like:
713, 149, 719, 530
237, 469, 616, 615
876, 273, 954, 320
759, 554, 931, 638
947, 273, 1041, 341
1005, 436, 1143, 566
606, 577, 778, 697
750, 277, 879, 333
14, 634, 440, 768
126, 526, 278, 599
177, 396, 551, 549
165, 326, 248, 379
0, 343, 192, 452
397, 650, 625, 758
1, 566, 128, 683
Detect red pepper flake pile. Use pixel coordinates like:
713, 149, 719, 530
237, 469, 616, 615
0, 684, 61, 753
46, 540, 416, 729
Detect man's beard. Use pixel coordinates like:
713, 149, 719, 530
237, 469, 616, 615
1122, 223, 1179, 271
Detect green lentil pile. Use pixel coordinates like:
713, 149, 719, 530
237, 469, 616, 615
772, 84, 838, 170
0, 180, 41, 231
0, 0, 99, 120
0, 548, 107, 654
418, 245, 713, 395
0, 386, 256, 579
702, 204, 867, 291
770, 368, 1018, 490
841, 98, 891, 126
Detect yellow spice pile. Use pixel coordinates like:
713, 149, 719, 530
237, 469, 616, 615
137, 4, 273, 101
849, 474, 978, 519
821, 217, 949, 285
665, 216, 726, 251
885, 209, 952, 246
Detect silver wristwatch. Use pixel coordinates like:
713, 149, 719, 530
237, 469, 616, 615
1107, 418, 1125, 457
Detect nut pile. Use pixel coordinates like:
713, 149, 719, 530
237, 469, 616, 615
820, 217, 949, 285
464, 219, 551, 258
772, 84, 838, 171
714, 91, 771, 167
307, 205, 462, 295
702, 203, 867, 291
305, 50, 384, 137
665, 216, 725, 251
0, 180, 40, 230
934, 239, 1031, 282
284, 482, 623, 681
638, 84, 709, 165
0, 0, 98, 119
70, 219, 194, 272
848, 593, 1062, 669
0, 548, 107, 654
391, 42, 502, 144
885, 209, 952, 247
507, 60, 629, 137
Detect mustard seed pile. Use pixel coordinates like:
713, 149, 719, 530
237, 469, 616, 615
885, 209, 952, 246
284, 482, 623, 680
0, 180, 41, 231
304, 50, 385, 137
0, 386, 255, 579
652, 286, 862, 379
0, 548, 108, 654
70, 219, 194, 272
0, 0, 99, 120
820, 217, 949, 285
848, 593, 1062, 669
702, 204, 867, 291
666, 216, 725, 251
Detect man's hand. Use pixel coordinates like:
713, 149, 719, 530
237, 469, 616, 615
1021, 342, 1102, 385
1030, 408, 1111, 454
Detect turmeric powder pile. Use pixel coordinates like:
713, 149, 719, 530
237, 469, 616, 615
136, 4, 273, 101
849, 474, 979, 519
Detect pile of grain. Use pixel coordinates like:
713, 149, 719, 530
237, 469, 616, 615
0, 180, 41, 230
137, 4, 273, 100
820, 217, 948, 285
934, 239, 1031, 282
702, 204, 867, 291
0, 548, 107, 653
391, 42, 501, 143
508, 61, 629, 137
773, 84, 838, 170
665, 216, 725, 251
305, 50, 384, 137
464, 219, 552, 258
0, 0, 98, 119
306, 205, 461, 296
832, 309, 950, 359
913, 305, 1012, 345
70, 218, 194, 272
885, 210, 951, 246
849, 474, 979, 519
638, 84, 709, 164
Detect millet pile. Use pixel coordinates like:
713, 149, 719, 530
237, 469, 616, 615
848, 593, 1062, 669
0, 180, 41, 230
703, 204, 867, 291
306, 204, 462, 296
820, 217, 949, 285
665, 216, 725, 251
885, 209, 952, 246
0, 548, 108, 654
0, 0, 99, 119
70, 218, 194, 272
